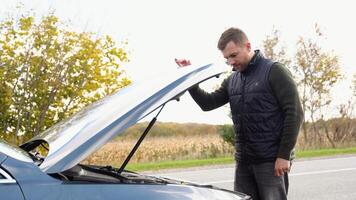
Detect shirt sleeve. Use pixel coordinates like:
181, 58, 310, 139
268, 63, 304, 160
188, 76, 230, 111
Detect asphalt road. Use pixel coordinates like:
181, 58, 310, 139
152, 155, 356, 200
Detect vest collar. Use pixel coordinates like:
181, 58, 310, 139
241, 50, 262, 74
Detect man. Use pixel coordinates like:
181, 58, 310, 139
175, 27, 303, 200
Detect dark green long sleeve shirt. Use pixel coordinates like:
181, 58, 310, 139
189, 63, 304, 160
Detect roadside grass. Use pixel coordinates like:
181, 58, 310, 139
296, 146, 356, 158
126, 147, 356, 172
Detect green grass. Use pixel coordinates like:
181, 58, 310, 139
125, 147, 356, 172
296, 146, 356, 158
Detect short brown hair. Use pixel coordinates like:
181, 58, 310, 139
217, 27, 249, 51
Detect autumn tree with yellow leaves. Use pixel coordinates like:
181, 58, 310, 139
0, 13, 131, 144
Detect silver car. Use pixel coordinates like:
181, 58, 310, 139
0, 63, 251, 200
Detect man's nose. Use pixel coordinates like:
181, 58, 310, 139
228, 59, 236, 65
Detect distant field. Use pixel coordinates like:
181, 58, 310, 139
83, 134, 234, 167
82, 122, 356, 171
83, 133, 356, 172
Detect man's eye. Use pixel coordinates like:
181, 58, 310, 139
229, 54, 237, 58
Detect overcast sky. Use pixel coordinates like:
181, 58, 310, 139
1, 0, 355, 124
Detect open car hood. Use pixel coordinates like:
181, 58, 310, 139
21, 63, 226, 174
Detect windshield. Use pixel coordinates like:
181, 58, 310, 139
0, 139, 33, 163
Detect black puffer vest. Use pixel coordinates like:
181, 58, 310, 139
228, 51, 284, 163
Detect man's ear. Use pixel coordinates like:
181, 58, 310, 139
246, 42, 251, 51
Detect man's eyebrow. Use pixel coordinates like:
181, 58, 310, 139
224, 52, 237, 59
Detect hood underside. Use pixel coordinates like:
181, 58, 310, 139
21, 63, 226, 173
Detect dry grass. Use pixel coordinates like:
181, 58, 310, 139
83, 134, 234, 166
83, 122, 356, 167
296, 134, 356, 150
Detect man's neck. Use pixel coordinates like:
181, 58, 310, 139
240, 50, 258, 73
247, 51, 256, 63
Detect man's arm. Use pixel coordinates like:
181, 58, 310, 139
175, 58, 230, 111
269, 63, 303, 160
189, 76, 230, 111
269, 63, 304, 176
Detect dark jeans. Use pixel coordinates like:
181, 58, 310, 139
234, 161, 289, 200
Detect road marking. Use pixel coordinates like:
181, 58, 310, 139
290, 167, 356, 176
204, 167, 356, 184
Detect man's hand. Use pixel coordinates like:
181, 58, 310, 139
274, 158, 290, 176
175, 58, 191, 67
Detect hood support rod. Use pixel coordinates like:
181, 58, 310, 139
118, 104, 165, 174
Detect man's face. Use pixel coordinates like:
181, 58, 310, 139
222, 40, 252, 72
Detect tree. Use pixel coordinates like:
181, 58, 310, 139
320, 75, 356, 148
322, 74, 356, 147
217, 124, 235, 146
294, 24, 343, 145
261, 27, 291, 68
322, 102, 355, 148
0, 13, 131, 144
